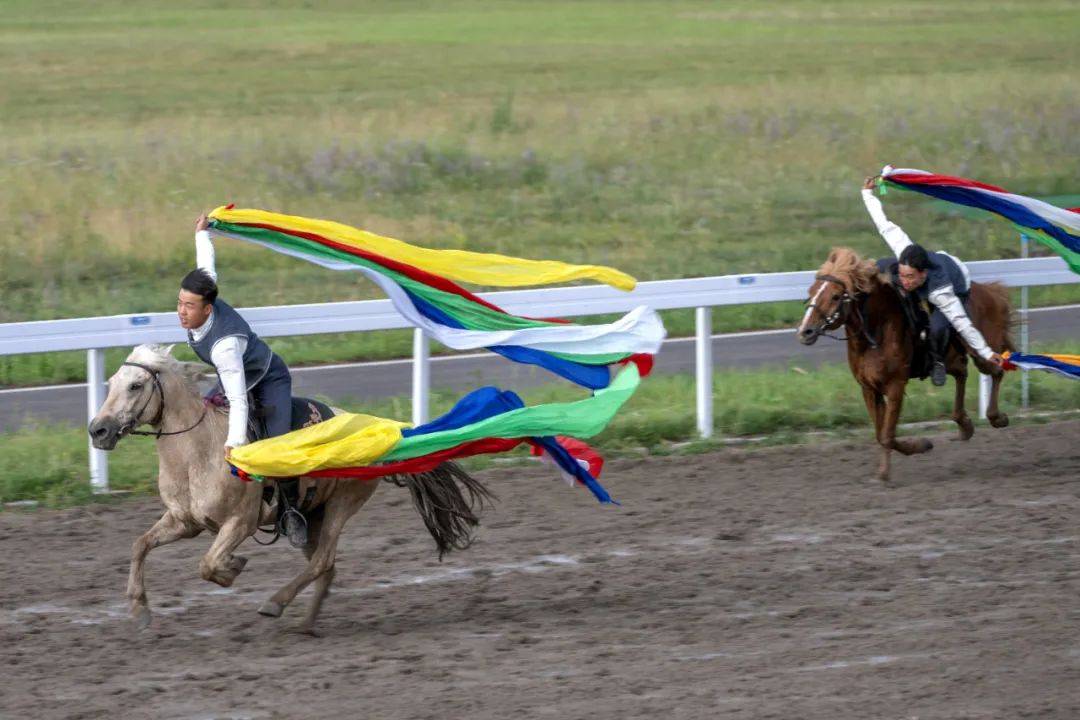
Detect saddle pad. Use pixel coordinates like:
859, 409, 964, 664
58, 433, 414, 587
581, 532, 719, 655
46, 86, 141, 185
290, 397, 335, 431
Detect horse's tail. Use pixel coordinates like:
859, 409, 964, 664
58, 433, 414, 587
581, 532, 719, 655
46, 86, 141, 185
972, 281, 1017, 353
384, 462, 496, 560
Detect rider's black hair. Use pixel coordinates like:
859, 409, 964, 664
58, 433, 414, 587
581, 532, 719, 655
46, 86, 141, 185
898, 243, 931, 272
180, 268, 218, 305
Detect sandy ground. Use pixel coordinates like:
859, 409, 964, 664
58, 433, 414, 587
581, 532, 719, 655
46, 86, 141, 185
2, 419, 1079, 720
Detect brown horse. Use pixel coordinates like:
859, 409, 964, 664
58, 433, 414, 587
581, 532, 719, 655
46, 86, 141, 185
796, 248, 1014, 482
88, 344, 492, 633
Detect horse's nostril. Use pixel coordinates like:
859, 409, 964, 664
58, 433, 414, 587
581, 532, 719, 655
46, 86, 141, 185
91, 426, 109, 439
801, 327, 814, 336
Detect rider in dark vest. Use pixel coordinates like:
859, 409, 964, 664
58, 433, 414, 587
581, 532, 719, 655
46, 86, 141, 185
177, 214, 293, 459
861, 175, 1004, 386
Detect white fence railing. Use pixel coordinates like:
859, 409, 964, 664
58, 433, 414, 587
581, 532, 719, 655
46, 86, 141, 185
2, 256, 1074, 491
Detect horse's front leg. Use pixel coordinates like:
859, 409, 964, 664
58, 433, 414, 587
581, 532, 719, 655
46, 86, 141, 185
861, 386, 889, 480
949, 354, 975, 440
879, 381, 934, 481
128, 511, 200, 630
198, 514, 256, 588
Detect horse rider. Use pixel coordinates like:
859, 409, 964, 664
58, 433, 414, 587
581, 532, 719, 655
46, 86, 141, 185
177, 214, 293, 460
861, 175, 1004, 386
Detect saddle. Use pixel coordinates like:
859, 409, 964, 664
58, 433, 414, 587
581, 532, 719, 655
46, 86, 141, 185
876, 259, 933, 381
205, 390, 336, 548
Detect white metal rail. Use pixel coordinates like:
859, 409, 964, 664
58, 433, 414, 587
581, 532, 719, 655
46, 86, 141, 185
1, 256, 1074, 491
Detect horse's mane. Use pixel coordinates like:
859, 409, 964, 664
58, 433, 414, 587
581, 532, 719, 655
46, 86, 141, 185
126, 344, 215, 399
817, 247, 880, 295
127, 343, 182, 372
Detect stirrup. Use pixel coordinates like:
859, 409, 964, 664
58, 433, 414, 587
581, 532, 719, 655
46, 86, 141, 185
279, 506, 309, 548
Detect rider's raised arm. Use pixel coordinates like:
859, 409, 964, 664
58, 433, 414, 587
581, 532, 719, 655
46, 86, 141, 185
195, 213, 217, 282
195, 230, 217, 281
210, 337, 250, 448
861, 188, 913, 259
927, 284, 994, 361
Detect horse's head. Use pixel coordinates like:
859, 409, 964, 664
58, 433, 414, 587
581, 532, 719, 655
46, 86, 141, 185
797, 247, 876, 345
88, 344, 205, 450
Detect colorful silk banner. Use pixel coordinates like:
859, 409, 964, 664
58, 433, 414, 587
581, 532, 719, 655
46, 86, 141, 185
207, 206, 665, 389
1003, 351, 1080, 380
228, 361, 645, 503
879, 167, 1080, 273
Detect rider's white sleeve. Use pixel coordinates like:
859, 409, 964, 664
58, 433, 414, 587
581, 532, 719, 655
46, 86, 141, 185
210, 336, 250, 447
195, 230, 217, 281
927, 285, 994, 360
862, 189, 914, 259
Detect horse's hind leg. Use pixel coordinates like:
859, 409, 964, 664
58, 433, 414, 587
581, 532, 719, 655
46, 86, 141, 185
985, 367, 1010, 428
299, 520, 336, 635
949, 352, 975, 441
259, 479, 378, 623
128, 511, 200, 630
199, 514, 255, 588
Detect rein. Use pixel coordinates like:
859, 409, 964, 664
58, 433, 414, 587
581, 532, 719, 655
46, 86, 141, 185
810, 274, 879, 349
121, 361, 208, 439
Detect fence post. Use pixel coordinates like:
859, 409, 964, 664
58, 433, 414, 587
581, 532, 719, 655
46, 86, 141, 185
412, 329, 430, 426
87, 348, 109, 493
695, 306, 714, 438
978, 373, 992, 420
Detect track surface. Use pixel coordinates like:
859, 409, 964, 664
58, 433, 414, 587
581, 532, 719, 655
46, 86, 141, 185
2, 419, 1079, 719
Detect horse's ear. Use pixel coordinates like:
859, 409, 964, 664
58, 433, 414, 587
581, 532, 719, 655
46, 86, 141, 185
827, 249, 839, 263
163, 344, 176, 356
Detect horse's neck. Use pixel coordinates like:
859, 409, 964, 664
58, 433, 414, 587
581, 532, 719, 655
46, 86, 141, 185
154, 373, 227, 476
847, 279, 905, 353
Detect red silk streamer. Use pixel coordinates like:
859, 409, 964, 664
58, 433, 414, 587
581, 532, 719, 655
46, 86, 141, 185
304, 437, 525, 479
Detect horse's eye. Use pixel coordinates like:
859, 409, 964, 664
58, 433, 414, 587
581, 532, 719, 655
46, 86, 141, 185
832, 294, 841, 301
129, 382, 143, 392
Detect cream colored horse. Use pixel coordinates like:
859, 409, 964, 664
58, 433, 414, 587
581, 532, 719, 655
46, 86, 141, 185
89, 344, 490, 633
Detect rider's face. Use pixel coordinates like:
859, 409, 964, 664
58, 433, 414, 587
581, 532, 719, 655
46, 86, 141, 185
177, 290, 212, 330
898, 264, 927, 292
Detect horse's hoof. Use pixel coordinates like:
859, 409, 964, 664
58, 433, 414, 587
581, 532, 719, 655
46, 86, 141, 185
131, 605, 152, 632
230, 555, 249, 574
258, 600, 284, 618
955, 417, 975, 441
919, 438, 934, 453
989, 413, 1010, 429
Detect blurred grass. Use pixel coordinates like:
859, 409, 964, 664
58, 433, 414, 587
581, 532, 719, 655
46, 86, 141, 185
7, 339, 1080, 507
2, 0, 1079, 384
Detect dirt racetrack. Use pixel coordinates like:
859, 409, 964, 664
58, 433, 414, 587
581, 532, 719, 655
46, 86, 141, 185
2, 419, 1079, 720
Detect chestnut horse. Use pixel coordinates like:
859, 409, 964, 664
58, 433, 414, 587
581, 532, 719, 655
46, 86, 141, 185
797, 248, 1013, 482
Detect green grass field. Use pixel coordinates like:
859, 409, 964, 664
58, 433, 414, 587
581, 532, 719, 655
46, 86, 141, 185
3, 2, 1080, 504
2, 0, 1079, 384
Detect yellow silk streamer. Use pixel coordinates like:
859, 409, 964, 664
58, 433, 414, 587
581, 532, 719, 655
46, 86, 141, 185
229, 413, 406, 477
209, 206, 636, 291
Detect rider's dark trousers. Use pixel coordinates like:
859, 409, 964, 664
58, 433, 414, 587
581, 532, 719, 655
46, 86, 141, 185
927, 292, 971, 364
251, 354, 292, 439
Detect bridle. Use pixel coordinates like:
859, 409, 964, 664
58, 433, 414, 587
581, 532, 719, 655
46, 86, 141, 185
119, 361, 207, 439
805, 274, 879, 349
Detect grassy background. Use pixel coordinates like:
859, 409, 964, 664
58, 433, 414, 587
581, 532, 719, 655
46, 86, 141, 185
3, 1, 1079, 505
7, 340, 1080, 507
2, 0, 1079, 385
